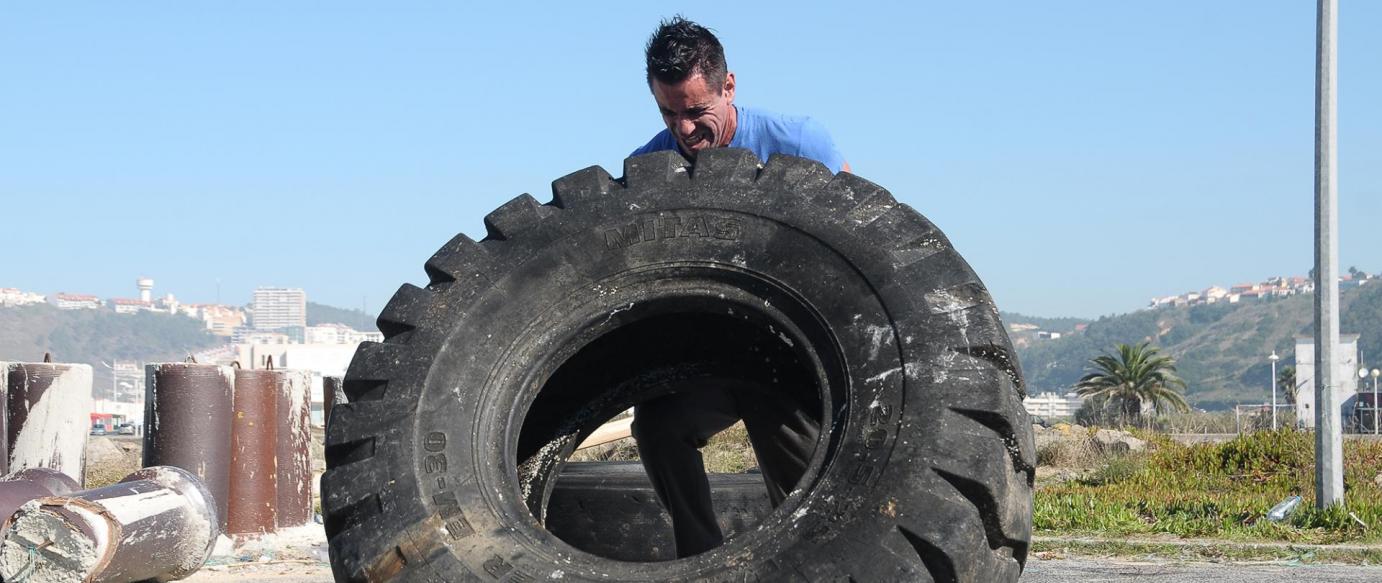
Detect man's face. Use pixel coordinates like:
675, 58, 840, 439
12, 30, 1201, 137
650, 71, 736, 158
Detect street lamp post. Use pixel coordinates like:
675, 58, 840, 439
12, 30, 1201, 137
1372, 369, 1380, 436
1269, 351, 1280, 430
1359, 367, 1370, 434
100, 359, 120, 414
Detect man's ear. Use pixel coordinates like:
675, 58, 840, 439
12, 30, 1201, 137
722, 71, 736, 102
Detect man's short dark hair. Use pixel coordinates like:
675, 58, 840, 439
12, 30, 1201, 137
645, 16, 727, 89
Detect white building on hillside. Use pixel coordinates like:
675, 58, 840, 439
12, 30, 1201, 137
233, 342, 359, 426
235, 330, 293, 345
1294, 334, 1361, 428
252, 287, 306, 330
216, 323, 379, 426
0, 288, 45, 307
200, 304, 247, 336
1024, 392, 1085, 419
110, 298, 153, 314
52, 293, 102, 310
305, 323, 383, 344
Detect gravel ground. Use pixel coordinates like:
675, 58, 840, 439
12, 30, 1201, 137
184, 562, 330, 582
1023, 557, 1382, 582
181, 556, 1382, 582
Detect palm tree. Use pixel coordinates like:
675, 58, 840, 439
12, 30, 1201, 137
1075, 342, 1190, 428
1278, 366, 1298, 405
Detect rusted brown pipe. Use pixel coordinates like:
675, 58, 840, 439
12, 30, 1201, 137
4, 362, 92, 483
143, 363, 235, 531
0, 365, 9, 477
0, 468, 80, 527
275, 370, 312, 528
227, 369, 278, 535
0, 466, 218, 583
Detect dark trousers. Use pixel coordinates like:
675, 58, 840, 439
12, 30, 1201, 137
631, 379, 820, 557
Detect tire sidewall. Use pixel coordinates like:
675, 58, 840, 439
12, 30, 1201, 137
404, 183, 953, 581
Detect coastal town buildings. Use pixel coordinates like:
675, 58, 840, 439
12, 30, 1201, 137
0, 288, 45, 307
52, 293, 103, 310
1148, 272, 1370, 309
1024, 392, 1085, 418
252, 287, 307, 330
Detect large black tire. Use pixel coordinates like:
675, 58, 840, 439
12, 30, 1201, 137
322, 149, 1035, 582
544, 462, 772, 562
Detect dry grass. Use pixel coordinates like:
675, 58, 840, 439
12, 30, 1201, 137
568, 438, 641, 463
567, 421, 759, 474
702, 422, 757, 474
1036, 435, 1103, 468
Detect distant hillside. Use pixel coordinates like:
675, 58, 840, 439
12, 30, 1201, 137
1015, 282, 1382, 410
1000, 312, 1088, 334
0, 300, 379, 398
0, 304, 223, 397
7, 286, 1378, 413
307, 302, 377, 331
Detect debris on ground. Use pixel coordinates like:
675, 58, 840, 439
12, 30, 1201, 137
204, 525, 329, 567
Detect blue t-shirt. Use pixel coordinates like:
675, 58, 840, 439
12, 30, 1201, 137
631, 105, 845, 173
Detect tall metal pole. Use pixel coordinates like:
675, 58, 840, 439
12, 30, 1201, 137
1271, 350, 1282, 428
1313, 0, 1344, 509
1365, 370, 1376, 433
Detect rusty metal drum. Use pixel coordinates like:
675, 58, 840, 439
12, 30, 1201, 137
275, 369, 312, 528
4, 362, 92, 483
144, 363, 235, 530
227, 368, 278, 535
0, 465, 219, 582
0, 468, 80, 527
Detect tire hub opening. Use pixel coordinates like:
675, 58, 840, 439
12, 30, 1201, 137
513, 272, 843, 562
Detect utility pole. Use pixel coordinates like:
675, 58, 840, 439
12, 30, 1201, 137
1365, 370, 1376, 433
1313, 0, 1343, 509
1269, 351, 1280, 430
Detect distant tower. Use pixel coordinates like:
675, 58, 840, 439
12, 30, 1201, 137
137, 277, 154, 303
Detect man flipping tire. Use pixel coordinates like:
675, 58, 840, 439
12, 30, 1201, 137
628, 16, 855, 558
321, 16, 1033, 583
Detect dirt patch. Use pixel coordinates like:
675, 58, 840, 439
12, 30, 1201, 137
83, 436, 141, 488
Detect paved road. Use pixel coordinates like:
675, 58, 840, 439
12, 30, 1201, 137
186, 563, 330, 582
187, 557, 1382, 582
1024, 557, 1382, 582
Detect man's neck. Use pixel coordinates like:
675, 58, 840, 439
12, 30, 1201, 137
719, 104, 739, 148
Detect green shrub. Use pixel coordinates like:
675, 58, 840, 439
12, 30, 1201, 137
1084, 453, 1147, 486
1036, 428, 1382, 543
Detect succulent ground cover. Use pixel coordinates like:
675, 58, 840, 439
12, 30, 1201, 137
1035, 428, 1382, 544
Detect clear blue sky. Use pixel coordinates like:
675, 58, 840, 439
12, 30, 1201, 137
2, 2, 1378, 318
